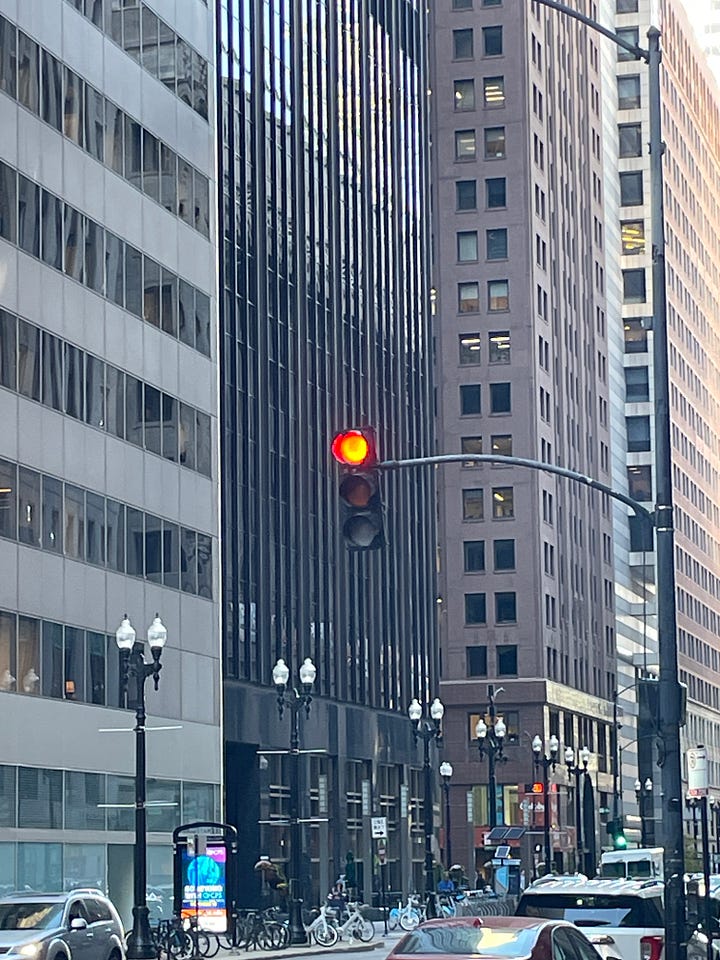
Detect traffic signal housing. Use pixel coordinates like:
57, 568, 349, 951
606, 817, 627, 849
331, 428, 385, 551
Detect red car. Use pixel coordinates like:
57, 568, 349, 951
386, 915, 608, 960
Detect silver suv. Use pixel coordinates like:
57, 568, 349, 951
0, 890, 125, 960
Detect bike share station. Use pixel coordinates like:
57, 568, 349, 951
173, 822, 239, 932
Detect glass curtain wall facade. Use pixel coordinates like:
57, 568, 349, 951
0, 0, 221, 926
217, 0, 436, 904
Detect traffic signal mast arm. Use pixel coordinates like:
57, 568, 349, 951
377, 452, 653, 523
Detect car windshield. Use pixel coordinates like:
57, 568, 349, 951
601, 861, 654, 880
0, 903, 64, 930
517, 894, 663, 928
397, 925, 539, 956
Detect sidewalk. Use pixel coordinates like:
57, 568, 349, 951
228, 939, 387, 959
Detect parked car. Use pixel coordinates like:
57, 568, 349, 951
0, 889, 125, 960
386, 915, 615, 960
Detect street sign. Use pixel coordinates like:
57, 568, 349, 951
371, 816, 388, 838
688, 746, 708, 797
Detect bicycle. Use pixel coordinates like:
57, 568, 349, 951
331, 901, 375, 942
398, 894, 424, 931
304, 904, 339, 947
155, 916, 212, 959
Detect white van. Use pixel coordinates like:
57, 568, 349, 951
600, 849, 664, 881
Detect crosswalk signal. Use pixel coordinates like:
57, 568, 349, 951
331, 428, 385, 550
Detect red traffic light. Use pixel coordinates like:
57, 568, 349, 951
331, 429, 376, 467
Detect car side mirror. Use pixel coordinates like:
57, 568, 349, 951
70, 918, 88, 931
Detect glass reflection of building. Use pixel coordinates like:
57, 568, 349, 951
217, 0, 437, 902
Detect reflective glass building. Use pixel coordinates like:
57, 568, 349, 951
217, 0, 437, 901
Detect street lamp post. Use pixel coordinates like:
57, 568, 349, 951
475, 685, 507, 829
273, 656, 316, 946
565, 747, 590, 874
440, 762, 453, 868
710, 798, 720, 871
528, 2, 685, 956
635, 778, 653, 847
532, 734, 559, 876
408, 697, 445, 918
115, 614, 167, 960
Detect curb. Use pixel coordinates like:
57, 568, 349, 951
229, 941, 386, 959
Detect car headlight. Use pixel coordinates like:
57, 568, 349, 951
18, 944, 41, 957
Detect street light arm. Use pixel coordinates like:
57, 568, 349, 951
532, 0, 648, 60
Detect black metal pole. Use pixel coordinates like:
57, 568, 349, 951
488, 692, 497, 829
127, 647, 155, 960
381, 861, 388, 935
443, 780, 453, 868
700, 797, 712, 960
542, 761, 551, 876
574, 770, 582, 872
288, 703, 306, 945
423, 732, 436, 918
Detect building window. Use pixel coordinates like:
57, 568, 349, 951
625, 366, 649, 402
495, 592, 516, 623
461, 437, 483, 464
456, 180, 477, 210
626, 415, 651, 452
454, 79, 475, 110
619, 123, 642, 157
453, 28, 474, 59
460, 384, 482, 416
462, 489, 484, 520
482, 25, 503, 56
491, 434, 512, 456
455, 129, 477, 160
457, 230, 479, 262
466, 646, 487, 677
486, 228, 507, 259
617, 0, 638, 10
621, 220, 645, 254
627, 465, 652, 501
497, 644, 518, 675
459, 333, 482, 364
624, 318, 648, 353
488, 331, 510, 363
483, 76, 505, 106
488, 280, 509, 311
465, 593, 487, 625
623, 268, 646, 303
620, 171, 643, 206
464, 541, 485, 572
618, 75, 641, 109
617, 27, 639, 59
486, 177, 506, 208
492, 486, 514, 518
484, 126, 505, 158
489, 382, 511, 413
493, 538, 515, 570
459, 282, 480, 313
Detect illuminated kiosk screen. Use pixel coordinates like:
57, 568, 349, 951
181, 845, 227, 932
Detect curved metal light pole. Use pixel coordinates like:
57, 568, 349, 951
439, 761, 453, 868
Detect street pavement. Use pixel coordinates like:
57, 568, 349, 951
228, 929, 404, 960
